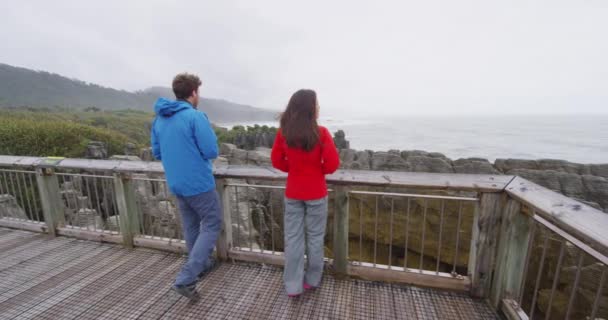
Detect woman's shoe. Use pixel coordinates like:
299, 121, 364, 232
303, 283, 316, 290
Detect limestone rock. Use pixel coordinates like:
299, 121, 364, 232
406, 156, 453, 173
124, 142, 137, 156
229, 149, 249, 165
220, 143, 237, 156
582, 175, 608, 210
351, 151, 373, 170
339, 149, 357, 167
453, 158, 499, 174
214, 156, 229, 167
333, 130, 350, 150
494, 159, 539, 172
234, 131, 276, 150
0, 194, 28, 219
140, 147, 154, 161
590, 164, 608, 179
400, 150, 430, 160
371, 152, 411, 171
247, 148, 271, 166
537, 159, 586, 175
85, 141, 107, 159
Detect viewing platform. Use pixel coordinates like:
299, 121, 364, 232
0, 228, 497, 319
0, 156, 607, 319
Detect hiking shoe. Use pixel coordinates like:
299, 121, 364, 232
197, 257, 218, 281
172, 283, 199, 301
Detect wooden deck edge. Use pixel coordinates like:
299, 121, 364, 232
56, 227, 123, 244
348, 264, 470, 292
228, 248, 285, 266
0, 218, 49, 233
501, 299, 528, 320
134, 236, 186, 254
229, 248, 470, 292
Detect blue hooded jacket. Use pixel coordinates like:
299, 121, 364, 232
151, 98, 219, 197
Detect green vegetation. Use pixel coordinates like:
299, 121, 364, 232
215, 124, 278, 146
0, 107, 277, 157
0, 108, 153, 157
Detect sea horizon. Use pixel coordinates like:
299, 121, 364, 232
216, 114, 608, 164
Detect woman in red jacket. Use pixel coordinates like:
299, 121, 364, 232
271, 89, 340, 297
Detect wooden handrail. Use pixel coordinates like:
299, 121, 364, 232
0, 156, 512, 192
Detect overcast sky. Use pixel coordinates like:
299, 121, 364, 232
1, 0, 607, 116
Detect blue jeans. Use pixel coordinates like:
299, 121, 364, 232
174, 189, 222, 286
283, 196, 328, 295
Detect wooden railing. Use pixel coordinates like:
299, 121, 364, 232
1, 155, 606, 319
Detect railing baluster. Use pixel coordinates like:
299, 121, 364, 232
19, 172, 34, 220
258, 198, 265, 252
101, 178, 112, 229
359, 197, 363, 265
8, 172, 22, 213
269, 191, 275, 254
420, 199, 427, 272
518, 222, 536, 307
404, 198, 410, 270
27, 173, 41, 223
235, 186, 241, 247
565, 250, 584, 319
374, 195, 379, 267
92, 177, 103, 231
388, 198, 394, 269
589, 266, 606, 320
529, 233, 550, 320
83, 176, 96, 230
246, 187, 253, 251
436, 199, 445, 274
544, 240, 566, 320
0, 171, 6, 194
453, 201, 462, 275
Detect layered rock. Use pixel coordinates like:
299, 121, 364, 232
0, 194, 28, 220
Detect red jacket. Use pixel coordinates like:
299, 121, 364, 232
271, 126, 340, 200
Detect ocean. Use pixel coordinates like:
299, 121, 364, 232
216, 114, 608, 164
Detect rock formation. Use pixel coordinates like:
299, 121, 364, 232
333, 130, 350, 150
85, 141, 108, 159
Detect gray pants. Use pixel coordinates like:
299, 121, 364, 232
283, 196, 328, 295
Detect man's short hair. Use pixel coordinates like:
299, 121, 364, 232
172, 73, 202, 100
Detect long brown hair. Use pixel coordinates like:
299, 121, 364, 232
280, 89, 319, 151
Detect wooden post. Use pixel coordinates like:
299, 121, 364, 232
114, 173, 140, 248
215, 178, 233, 261
469, 192, 503, 298
333, 186, 349, 277
490, 198, 533, 307
35, 167, 64, 236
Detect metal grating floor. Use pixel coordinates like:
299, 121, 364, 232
0, 228, 498, 319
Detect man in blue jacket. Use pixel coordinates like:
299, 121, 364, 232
151, 73, 221, 299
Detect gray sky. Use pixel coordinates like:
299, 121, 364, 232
1, 0, 607, 116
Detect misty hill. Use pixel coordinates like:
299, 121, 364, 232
0, 63, 277, 122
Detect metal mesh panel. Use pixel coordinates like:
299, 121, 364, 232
0, 227, 498, 319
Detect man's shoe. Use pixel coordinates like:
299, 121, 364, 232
197, 257, 218, 281
172, 283, 199, 301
